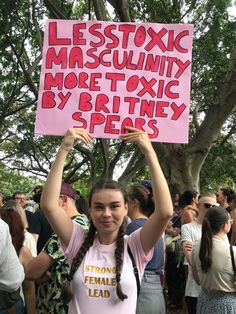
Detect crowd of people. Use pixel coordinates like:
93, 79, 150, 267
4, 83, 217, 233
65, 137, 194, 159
0, 127, 235, 314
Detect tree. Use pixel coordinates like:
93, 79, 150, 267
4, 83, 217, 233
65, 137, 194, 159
200, 134, 236, 191
0, 0, 235, 194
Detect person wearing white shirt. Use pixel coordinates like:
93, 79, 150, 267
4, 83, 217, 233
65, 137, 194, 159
181, 193, 217, 314
0, 218, 24, 292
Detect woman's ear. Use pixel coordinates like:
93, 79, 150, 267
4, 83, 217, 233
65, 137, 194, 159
222, 222, 229, 233
128, 198, 138, 209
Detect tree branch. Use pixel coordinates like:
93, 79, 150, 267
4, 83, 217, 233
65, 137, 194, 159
109, 141, 127, 177
107, 0, 131, 22
99, 139, 110, 178
92, 0, 107, 20
43, 0, 67, 19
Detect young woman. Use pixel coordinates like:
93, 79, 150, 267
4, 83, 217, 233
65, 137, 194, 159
40, 127, 173, 314
126, 184, 166, 314
192, 206, 236, 313
5, 200, 37, 257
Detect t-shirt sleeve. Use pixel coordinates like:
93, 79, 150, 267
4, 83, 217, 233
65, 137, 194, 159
0, 219, 25, 291
61, 221, 86, 266
43, 233, 65, 261
127, 228, 153, 278
181, 224, 191, 242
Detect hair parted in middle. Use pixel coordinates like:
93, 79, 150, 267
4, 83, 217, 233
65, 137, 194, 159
61, 179, 129, 304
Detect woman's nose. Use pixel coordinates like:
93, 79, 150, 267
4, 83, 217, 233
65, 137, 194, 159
103, 207, 112, 216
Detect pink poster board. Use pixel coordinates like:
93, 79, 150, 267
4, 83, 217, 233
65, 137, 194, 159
35, 19, 193, 143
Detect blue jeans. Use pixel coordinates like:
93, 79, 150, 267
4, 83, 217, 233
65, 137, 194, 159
136, 271, 166, 314
0, 298, 25, 314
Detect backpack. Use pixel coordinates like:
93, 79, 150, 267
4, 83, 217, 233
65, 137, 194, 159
0, 288, 20, 310
165, 234, 184, 265
165, 234, 181, 253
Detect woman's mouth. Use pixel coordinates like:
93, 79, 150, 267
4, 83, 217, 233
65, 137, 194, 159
101, 220, 113, 226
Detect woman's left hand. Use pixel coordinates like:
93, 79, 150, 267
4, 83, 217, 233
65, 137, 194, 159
120, 127, 153, 154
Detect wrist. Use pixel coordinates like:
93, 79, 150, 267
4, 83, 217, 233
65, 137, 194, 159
58, 146, 71, 154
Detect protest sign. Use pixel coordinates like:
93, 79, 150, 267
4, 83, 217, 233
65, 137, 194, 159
35, 19, 193, 143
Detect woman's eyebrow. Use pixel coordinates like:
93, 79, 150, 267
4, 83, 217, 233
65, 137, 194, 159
93, 201, 121, 205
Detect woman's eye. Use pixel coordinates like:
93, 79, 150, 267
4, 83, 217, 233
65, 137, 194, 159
94, 206, 103, 210
111, 204, 119, 209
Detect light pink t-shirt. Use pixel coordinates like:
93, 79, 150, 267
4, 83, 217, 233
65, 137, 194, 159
63, 222, 153, 314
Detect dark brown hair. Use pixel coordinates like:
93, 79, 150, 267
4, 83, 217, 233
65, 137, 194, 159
220, 188, 235, 203
179, 190, 198, 208
61, 179, 128, 304
127, 184, 154, 216
1, 207, 25, 255
199, 206, 229, 272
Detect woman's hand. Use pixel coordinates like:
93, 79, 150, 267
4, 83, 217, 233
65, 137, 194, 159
120, 127, 153, 155
61, 128, 91, 151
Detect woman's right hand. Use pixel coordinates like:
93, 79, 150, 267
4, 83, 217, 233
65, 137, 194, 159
60, 128, 91, 151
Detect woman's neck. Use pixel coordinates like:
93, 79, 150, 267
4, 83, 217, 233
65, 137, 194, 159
129, 211, 147, 220
213, 232, 225, 241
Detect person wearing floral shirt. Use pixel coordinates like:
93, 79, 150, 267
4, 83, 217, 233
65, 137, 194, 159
25, 183, 89, 313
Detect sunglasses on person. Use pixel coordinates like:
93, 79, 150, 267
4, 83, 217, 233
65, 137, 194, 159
202, 203, 215, 209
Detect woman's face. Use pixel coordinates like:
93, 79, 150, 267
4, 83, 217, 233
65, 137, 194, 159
193, 194, 199, 206
90, 189, 128, 244
224, 214, 233, 234
216, 190, 226, 206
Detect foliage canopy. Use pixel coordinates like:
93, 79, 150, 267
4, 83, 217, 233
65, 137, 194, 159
0, 0, 235, 195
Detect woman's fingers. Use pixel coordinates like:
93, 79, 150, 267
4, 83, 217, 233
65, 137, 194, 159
121, 127, 154, 154
61, 128, 92, 151
121, 127, 148, 142
73, 128, 92, 145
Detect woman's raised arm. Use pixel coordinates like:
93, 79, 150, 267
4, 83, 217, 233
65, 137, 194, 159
121, 127, 173, 254
40, 128, 91, 246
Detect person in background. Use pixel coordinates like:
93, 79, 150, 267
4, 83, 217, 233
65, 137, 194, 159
0, 208, 36, 314
126, 184, 166, 314
12, 192, 27, 208
29, 186, 53, 253
40, 127, 173, 314
76, 196, 89, 217
5, 200, 37, 257
181, 193, 218, 314
179, 190, 199, 225
26, 182, 89, 314
216, 187, 235, 209
13, 191, 35, 231
0, 218, 24, 292
216, 187, 235, 242
0, 192, 4, 207
192, 206, 236, 313
165, 196, 185, 311
229, 193, 236, 245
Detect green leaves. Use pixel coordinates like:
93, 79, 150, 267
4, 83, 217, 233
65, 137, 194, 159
0, 0, 235, 193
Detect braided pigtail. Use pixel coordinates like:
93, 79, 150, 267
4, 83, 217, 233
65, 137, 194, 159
61, 222, 96, 304
115, 221, 128, 301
